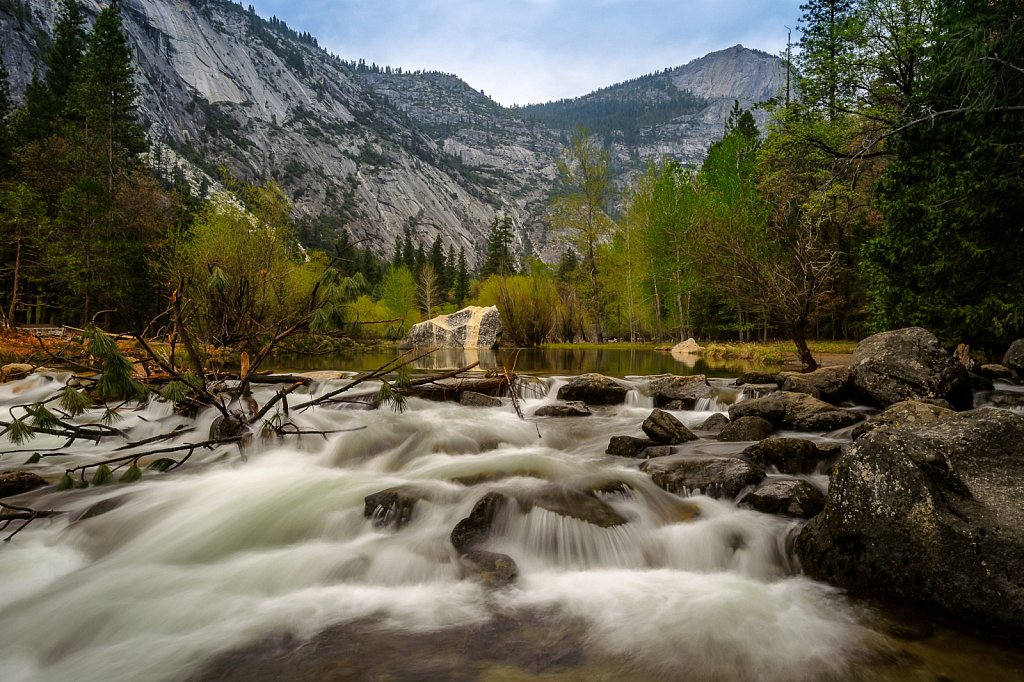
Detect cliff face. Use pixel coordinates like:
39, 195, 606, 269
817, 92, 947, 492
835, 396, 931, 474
0, 0, 783, 263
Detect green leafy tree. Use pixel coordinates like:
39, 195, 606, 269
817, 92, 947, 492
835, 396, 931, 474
380, 265, 418, 326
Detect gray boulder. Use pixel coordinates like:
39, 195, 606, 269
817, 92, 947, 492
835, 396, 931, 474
697, 413, 730, 433
460, 391, 502, 408
642, 409, 698, 444
556, 373, 629, 405
739, 479, 825, 518
1004, 339, 1024, 381
851, 399, 956, 440
716, 416, 774, 442
742, 438, 836, 474
641, 456, 766, 499
849, 327, 973, 410
606, 435, 657, 458
644, 375, 715, 409
401, 305, 502, 349
796, 408, 1024, 639
779, 366, 851, 404
533, 401, 591, 417
735, 371, 779, 386
728, 391, 861, 432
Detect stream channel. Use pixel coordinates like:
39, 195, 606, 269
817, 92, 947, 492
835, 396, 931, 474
1, 361, 1023, 681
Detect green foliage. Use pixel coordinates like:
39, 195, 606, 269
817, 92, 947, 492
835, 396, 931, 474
85, 326, 147, 402
380, 266, 418, 324
58, 472, 76, 490
161, 381, 189, 404
58, 385, 91, 417
487, 274, 559, 346
91, 464, 113, 485
119, 462, 142, 483
479, 215, 517, 278
23, 452, 42, 465
146, 458, 176, 472
3, 417, 34, 446
26, 403, 60, 430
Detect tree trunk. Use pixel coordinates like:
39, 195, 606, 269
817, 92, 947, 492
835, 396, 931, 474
7, 222, 23, 327
790, 321, 818, 372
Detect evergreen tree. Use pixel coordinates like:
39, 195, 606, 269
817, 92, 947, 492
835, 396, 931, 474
480, 215, 517, 277
797, 0, 859, 120
401, 226, 414, 270
47, 0, 88, 114
454, 247, 469, 306
429, 234, 446, 288
0, 54, 12, 176
392, 235, 403, 268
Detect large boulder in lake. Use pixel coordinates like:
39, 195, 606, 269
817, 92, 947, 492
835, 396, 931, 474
556, 373, 628, 405
644, 375, 715, 409
849, 327, 972, 410
1004, 339, 1024, 381
728, 391, 861, 432
796, 408, 1024, 638
641, 456, 766, 499
401, 305, 502, 349
779, 366, 851, 404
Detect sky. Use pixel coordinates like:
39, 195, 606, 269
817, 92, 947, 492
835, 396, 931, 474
247, 0, 804, 106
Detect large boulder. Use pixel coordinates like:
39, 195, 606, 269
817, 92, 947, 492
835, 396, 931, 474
0, 471, 47, 498
741, 438, 836, 474
796, 408, 1024, 638
728, 391, 861, 432
643, 375, 715, 409
641, 456, 766, 500
460, 391, 502, 408
1004, 339, 1024, 381
533, 401, 591, 417
556, 373, 629, 405
851, 399, 956, 440
849, 327, 973, 410
1, 363, 34, 382
642, 409, 698, 444
697, 413, 730, 434
740, 479, 825, 518
716, 416, 774, 442
401, 305, 502, 349
779, 366, 851, 404
606, 435, 656, 458
450, 492, 510, 552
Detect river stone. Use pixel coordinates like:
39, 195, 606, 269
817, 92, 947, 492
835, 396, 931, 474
556, 373, 629, 405
641, 456, 766, 500
742, 438, 835, 474
518, 484, 628, 527
716, 416, 774, 442
460, 391, 502, 408
606, 435, 656, 458
450, 492, 510, 552
1004, 339, 1024, 381
849, 327, 973, 410
459, 550, 519, 588
796, 407, 1024, 639
739, 479, 825, 518
644, 375, 715, 409
642, 409, 698, 444
698, 413, 730, 433
364, 487, 427, 529
779, 366, 851, 404
852, 399, 956, 440
401, 305, 502, 349
533, 401, 591, 417
0, 471, 47, 498
968, 372, 995, 392
728, 391, 861, 432
1, 363, 34, 382
735, 371, 779, 386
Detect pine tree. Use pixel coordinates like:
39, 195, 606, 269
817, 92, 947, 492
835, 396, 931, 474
454, 247, 469, 306
480, 215, 517, 277
797, 0, 858, 120
47, 0, 88, 112
0, 54, 12, 176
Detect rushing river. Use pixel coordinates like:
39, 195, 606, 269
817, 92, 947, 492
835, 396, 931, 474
0, 370, 1022, 681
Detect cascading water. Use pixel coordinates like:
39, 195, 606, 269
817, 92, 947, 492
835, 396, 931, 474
0, 371, 1022, 681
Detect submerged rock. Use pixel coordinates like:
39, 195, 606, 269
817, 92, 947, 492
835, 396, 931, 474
642, 409, 698, 444
533, 401, 591, 417
728, 391, 861, 432
742, 438, 835, 474
459, 549, 519, 588
849, 327, 973, 410
460, 391, 502, 408
644, 375, 715, 409
401, 305, 502, 349
851, 399, 956, 440
364, 487, 427, 529
779, 366, 851, 404
0, 470, 47, 498
740, 479, 825, 518
450, 492, 510, 552
556, 373, 629, 405
520, 484, 628, 528
797, 407, 1024, 639
716, 416, 774, 442
641, 456, 766, 500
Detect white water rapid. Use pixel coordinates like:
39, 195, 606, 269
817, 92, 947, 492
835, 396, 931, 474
1, 370, 1018, 681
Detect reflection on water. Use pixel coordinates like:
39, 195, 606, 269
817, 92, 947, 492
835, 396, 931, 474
270, 347, 775, 378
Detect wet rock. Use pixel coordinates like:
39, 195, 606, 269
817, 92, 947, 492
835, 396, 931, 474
533, 401, 591, 417
606, 435, 655, 458
852, 399, 956, 440
556, 373, 628, 405
849, 327, 973, 410
364, 487, 427, 529
968, 372, 995, 392
698, 413, 730, 433
1, 363, 34, 382
209, 414, 248, 440
735, 371, 779, 386
739, 479, 825, 518
460, 391, 502, 408
450, 492, 510, 552
796, 407, 1024, 639
459, 550, 519, 588
728, 391, 861, 432
519, 484, 628, 527
641, 456, 766, 500
0, 471, 47, 498
644, 375, 715, 409
72, 496, 129, 522
640, 445, 674, 459
401, 305, 502, 349
716, 416, 774, 442
979, 363, 1012, 381
779, 366, 851, 404
1004, 339, 1024, 380
642, 409, 698, 444
742, 437, 835, 474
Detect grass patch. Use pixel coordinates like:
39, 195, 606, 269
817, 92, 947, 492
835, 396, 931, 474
701, 340, 857, 364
